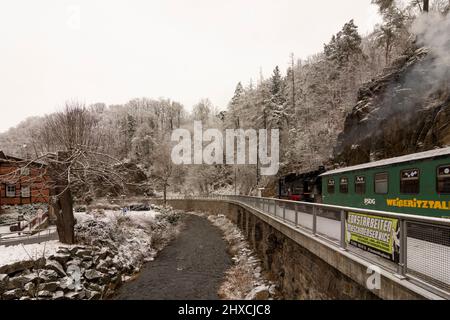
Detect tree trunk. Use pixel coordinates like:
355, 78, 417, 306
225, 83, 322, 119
49, 151, 76, 244
423, 0, 429, 12
163, 184, 167, 206
52, 187, 75, 244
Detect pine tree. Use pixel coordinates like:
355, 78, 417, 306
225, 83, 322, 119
372, 0, 395, 12
268, 66, 287, 129
253, 81, 271, 130
375, 5, 407, 64
270, 66, 283, 97
231, 82, 244, 106
227, 82, 244, 128
324, 20, 363, 66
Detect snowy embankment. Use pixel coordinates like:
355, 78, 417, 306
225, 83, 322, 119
0, 205, 182, 300
0, 208, 173, 270
0, 240, 68, 268
74, 207, 181, 274
205, 214, 278, 300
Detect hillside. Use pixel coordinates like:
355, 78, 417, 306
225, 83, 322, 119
334, 14, 450, 166
335, 46, 450, 165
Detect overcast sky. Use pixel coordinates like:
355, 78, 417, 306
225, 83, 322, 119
0, 0, 381, 133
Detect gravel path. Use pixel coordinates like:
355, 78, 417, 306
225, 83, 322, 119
114, 214, 232, 300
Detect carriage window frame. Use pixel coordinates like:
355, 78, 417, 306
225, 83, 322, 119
339, 177, 349, 194
327, 178, 335, 194
437, 165, 450, 194
374, 172, 389, 195
355, 175, 366, 195
400, 168, 420, 194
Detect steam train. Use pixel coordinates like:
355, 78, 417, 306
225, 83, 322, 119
278, 166, 325, 203
278, 147, 450, 218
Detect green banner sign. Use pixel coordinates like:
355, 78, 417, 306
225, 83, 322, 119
346, 212, 399, 262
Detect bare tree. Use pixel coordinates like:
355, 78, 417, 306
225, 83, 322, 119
30, 102, 126, 244
151, 137, 178, 206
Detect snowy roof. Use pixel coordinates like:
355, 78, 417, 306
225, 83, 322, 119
321, 147, 450, 177
0, 150, 49, 166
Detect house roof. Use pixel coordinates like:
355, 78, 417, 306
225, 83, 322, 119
320, 147, 450, 177
0, 150, 45, 166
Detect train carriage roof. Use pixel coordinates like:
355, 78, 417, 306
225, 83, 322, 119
320, 146, 450, 177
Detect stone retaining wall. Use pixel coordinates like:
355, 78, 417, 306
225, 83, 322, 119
0, 245, 123, 300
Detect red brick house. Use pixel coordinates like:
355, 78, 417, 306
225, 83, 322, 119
0, 150, 51, 206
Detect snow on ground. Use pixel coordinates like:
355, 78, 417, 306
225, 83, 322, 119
0, 240, 69, 267
1, 205, 180, 273
0, 225, 11, 234
0, 226, 57, 241
75, 209, 160, 225
74, 206, 181, 273
203, 213, 278, 300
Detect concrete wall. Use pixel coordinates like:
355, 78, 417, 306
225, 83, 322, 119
156, 198, 437, 300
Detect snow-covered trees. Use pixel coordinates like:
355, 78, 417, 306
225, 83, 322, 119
193, 98, 213, 123
151, 135, 178, 205
31, 102, 126, 244
373, 0, 449, 15
227, 82, 245, 129
267, 66, 287, 129
221, 13, 421, 178
324, 20, 363, 67
1, 3, 442, 199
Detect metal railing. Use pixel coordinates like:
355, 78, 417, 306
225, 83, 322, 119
164, 194, 450, 299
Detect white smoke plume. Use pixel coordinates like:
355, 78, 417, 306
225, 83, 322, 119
334, 12, 450, 160
411, 12, 450, 92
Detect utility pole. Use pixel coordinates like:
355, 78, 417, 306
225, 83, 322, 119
234, 165, 237, 195
256, 141, 260, 186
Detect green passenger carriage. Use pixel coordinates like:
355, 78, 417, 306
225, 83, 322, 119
320, 147, 450, 218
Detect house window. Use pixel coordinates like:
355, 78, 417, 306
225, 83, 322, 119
400, 169, 420, 194
327, 179, 335, 194
375, 173, 389, 194
6, 185, 16, 197
21, 167, 30, 176
437, 165, 450, 194
339, 177, 349, 193
21, 186, 31, 198
355, 176, 366, 194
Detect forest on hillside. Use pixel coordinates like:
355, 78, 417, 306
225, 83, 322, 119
1, 0, 449, 198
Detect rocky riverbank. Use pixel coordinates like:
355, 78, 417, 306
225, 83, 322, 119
0, 204, 182, 300
206, 214, 279, 300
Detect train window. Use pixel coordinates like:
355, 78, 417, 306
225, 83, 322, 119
400, 169, 420, 194
339, 177, 349, 193
355, 176, 366, 194
327, 179, 335, 194
374, 173, 388, 194
437, 165, 450, 194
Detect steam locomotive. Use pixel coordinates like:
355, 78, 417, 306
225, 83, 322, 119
278, 166, 325, 203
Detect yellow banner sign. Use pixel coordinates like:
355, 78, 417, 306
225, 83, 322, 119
346, 212, 399, 260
